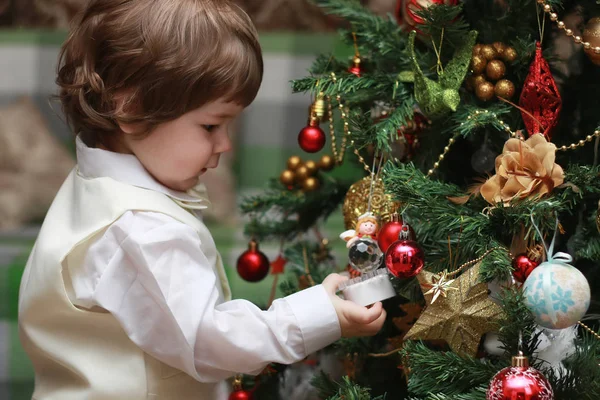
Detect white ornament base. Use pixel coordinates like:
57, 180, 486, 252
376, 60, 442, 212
338, 269, 396, 306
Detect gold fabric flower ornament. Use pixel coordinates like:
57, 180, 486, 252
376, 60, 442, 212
481, 134, 564, 205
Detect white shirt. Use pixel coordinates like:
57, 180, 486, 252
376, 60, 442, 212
68, 137, 341, 382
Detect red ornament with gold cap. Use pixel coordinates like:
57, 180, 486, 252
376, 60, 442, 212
519, 41, 562, 139
229, 375, 254, 400
486, 351, 553, 400
384, 223, 424, 279
236, 240, 270, 282
297, 114, 326, 153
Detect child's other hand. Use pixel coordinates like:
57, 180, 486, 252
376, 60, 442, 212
322, 273, 387, 338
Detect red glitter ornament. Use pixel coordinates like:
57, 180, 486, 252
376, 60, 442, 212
519, 42, 562, 140
512, 253, 540, 283
385, 225, 424, 279
487, 352, 553, 400
237, 240, 270, 282
298, 116, 326, 153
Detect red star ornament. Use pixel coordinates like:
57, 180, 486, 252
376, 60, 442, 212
270, 255, 287, 275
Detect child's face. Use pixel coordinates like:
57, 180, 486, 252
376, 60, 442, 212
122, 98, 244, 192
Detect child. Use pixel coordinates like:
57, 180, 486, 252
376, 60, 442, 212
17, 1, 387, 399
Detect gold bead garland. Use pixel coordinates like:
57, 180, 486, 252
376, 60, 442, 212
537, 0, 600, 56
426, 109, 600, 177
427, 135, 458, 177
578, 320, 600, 341
326, 72, 350, 166
446, 247, 505, 278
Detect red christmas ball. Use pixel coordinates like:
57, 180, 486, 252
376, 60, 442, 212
237, 240, 270, 282
397, 0, 460, 27
487, 356, 553, 400
298, 119, 326, 153
348, 65, 362, 77
512, 254, 539, 283
385, 239, 424, 278
229, 390, 253, 400
378, 214, 405, 253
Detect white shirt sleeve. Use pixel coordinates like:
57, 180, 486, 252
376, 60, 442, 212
68, 211, 341, 383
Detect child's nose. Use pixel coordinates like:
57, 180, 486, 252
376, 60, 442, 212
215, 130, 232, 154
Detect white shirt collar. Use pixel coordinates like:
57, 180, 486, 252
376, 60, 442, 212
75, 135, 211, 208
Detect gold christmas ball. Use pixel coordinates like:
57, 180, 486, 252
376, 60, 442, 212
502, 47, 518, 63
302, 177, 320, 192
492, 42, 506, 56
280, 169, 296, 187
470, 55, 487, 75
472, 74, 487, 87
486, 59, 506, 81
304, 160, 318, 176
495, 79, 516, 100
472, 44, 483, 56
287, 156, 302, 171
475, 81, 495, 102
319, 154, 335, 171
583, 17, 600, 65
342, 176, 400, 230
295, 165, 311, 180
480, 45, 498, 61
466, 74, 486, 92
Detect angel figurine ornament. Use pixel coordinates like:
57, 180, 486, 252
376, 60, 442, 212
338, 212, 396, 306
340, 212, 380, 248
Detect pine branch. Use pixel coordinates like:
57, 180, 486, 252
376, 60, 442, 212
311, 371, 342, 399
313, 0, 408, 67
546, 325, 600, 399
240, 178, 348, 242
448, 104, 513, 138
321, 376, 385, 400
283, 241, 336, 285
416, 4, 471, 47
401, 341, 498, 396
496, 289, 540, 358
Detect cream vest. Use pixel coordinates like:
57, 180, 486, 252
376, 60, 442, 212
19, 169, 233, 400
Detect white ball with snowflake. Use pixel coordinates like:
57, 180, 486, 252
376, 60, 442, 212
522, 261, 590, 330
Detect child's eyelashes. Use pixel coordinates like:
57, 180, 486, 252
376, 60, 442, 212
202, 124, 219, 132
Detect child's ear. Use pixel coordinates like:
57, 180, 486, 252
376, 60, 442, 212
114, 89, 147, 134
118, 120, 147, 135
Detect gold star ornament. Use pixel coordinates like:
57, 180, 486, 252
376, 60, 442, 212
423, 270, 458, 304
404, 262, 504, 357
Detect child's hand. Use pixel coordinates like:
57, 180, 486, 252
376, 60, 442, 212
322, 274, 387, 338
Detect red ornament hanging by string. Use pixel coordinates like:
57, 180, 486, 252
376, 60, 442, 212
486, 352, 553, 400
519, 42, 562, 140
229, 390, 253, 400
237, 240, 270, 282
396, 0, 459, 28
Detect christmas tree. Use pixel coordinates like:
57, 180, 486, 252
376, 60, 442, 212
234, 0, 600, 398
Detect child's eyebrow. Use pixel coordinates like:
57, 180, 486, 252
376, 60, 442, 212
210, 112, 237, 119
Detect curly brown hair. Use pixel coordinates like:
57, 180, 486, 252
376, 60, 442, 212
57, 0, 263, 145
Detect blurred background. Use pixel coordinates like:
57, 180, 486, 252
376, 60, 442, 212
0, 0, 397, 399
